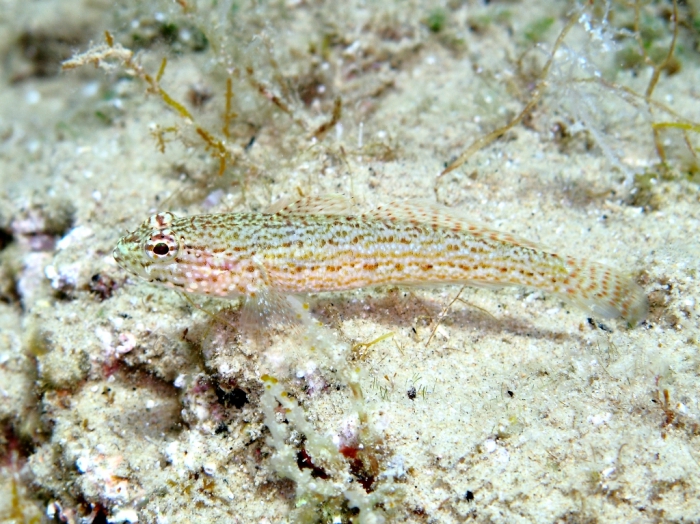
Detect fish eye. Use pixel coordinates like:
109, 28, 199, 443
145, 232, 179, 260
153, 243, 169, 256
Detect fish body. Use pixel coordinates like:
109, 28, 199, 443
113, 196, 648, 324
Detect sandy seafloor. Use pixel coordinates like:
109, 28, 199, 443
1, 0, 700, 522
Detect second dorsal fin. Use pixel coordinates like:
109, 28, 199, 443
366, 200, 545, 251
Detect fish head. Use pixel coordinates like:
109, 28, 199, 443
113, 212, 181, 283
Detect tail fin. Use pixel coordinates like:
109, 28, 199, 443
559, 258, 648, 325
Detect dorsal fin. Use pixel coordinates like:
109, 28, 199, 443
266, 195, 548, 253
265, 194, 359, 215
367, 200, 546, 251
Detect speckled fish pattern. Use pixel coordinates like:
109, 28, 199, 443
113, 196, 648, 324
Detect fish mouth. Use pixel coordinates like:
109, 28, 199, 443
113, 244, 126, 268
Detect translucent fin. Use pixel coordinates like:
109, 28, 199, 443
240, 289, 312, 331
626, 286, 649, 325
240, 256, 319, 335
367, 200, 546, 251
265, 194, 359, 215
560, 270, 649, 326
569, 295, 621, 321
